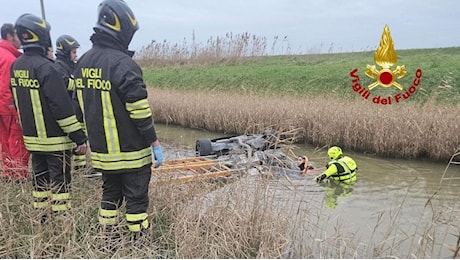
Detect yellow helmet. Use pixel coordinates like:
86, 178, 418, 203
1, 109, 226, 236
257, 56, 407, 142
327, 146, 343, 160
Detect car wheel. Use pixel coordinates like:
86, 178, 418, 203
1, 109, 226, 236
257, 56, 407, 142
196, 138, 213, 156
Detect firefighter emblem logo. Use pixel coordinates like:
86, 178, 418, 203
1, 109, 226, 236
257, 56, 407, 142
349, 25, 422, 105
365, 25, 407, 90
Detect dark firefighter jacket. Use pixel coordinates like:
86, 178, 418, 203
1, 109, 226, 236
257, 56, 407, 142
55, 54, 76, 98
74, 33, 157, 174
10, 48, 87, 152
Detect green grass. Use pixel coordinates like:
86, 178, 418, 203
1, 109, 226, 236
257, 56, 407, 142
142, 47, 460, 104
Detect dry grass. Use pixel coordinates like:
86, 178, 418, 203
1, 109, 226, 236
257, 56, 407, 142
151, 177, 290, 258
148, 87, 459, 162
136, 32, 293, 67
0, 162, 459, 258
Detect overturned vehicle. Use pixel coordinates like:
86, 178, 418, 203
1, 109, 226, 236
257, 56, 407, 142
195, 129, 314, 173
151, 129, 315, 184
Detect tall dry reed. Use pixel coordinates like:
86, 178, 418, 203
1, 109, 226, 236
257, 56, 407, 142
0, 158, 459, 258
135, 32, 293, 67
148, 88, 459, 162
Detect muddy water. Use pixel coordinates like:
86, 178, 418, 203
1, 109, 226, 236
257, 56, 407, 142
155, 123, 460, 258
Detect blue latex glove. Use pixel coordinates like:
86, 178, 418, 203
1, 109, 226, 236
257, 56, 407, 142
152, 145, 164, 168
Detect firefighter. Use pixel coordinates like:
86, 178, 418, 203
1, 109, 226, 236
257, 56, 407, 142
0, 23, 30, 182
55, 35, 79, 98
54, 35, 91, 175
314, 146, 358, 184
74, 0, 164, 241
11, 14, 87, 219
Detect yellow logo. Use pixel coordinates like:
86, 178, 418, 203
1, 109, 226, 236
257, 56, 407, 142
65, 39, 76, 45
57, 42, 63, 49
349, 25, 422, 105
127, 13, 137, 26
24, 29, 39, 43
34, 20, 47, 29
365, 25, 407, 90
104, 12, 121, 31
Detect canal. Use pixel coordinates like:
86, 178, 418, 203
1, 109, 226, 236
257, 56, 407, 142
155, 123, 460, 258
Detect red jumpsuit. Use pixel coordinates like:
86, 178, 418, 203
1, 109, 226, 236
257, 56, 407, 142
0, 39, 30, 181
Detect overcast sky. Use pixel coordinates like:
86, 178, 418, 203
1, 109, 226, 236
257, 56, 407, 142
1, 0, 460, 55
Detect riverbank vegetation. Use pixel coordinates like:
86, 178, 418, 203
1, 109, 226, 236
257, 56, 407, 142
138, 35, 459, 162
147, 85, 458, 162
138, 34, 460, 104
0, 167, 458, 258
1, 34, 458, 259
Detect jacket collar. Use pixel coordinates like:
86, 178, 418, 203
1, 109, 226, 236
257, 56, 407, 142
56, 54, 75, 69
90, 32, 135, 57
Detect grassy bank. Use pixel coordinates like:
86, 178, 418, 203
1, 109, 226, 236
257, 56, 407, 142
139, 46, 460, 162
141, 47, 460, 104
148, 87, 459, 162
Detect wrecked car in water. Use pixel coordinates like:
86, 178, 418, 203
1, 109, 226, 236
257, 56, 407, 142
195, 129, 314, 174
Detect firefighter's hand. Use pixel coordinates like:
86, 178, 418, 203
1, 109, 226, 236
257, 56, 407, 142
75, 142, 87, 155
314, 173, 327, 183
152, 144, 164, 168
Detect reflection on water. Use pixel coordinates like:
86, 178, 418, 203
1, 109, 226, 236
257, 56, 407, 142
155, 123, 460, 258
156, 123, 226, 148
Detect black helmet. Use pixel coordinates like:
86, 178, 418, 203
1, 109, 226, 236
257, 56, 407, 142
15, 13, 51, 50
94, 0, 139, 49
56, 35, 80, 56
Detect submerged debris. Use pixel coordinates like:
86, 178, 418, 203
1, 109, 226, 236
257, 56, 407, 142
151, 129, 315, 183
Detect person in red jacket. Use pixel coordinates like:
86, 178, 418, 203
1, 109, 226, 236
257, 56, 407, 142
0, 23, 30, 182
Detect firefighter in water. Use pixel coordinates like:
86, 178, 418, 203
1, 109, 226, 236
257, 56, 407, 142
314, 146, 358, 184
54, 35, 92, 175
314, 146, 358, 209
11, 14, 87, 218
74, 0, 164, 241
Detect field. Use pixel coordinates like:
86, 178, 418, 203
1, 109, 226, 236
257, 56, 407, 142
137, 39, 460, 162
137, 37, 460, 104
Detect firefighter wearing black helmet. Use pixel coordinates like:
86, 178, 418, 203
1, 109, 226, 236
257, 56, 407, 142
10, 13, 87, 219
55, 35, 80, 98
74, 0, 164, 240
54, 35, 89, 173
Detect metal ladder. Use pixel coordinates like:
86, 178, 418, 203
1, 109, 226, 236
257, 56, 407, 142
151, 157, 239, 184
440, 149, 460, 186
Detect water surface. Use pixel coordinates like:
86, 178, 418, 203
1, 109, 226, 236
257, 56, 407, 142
155, 123, 460, 258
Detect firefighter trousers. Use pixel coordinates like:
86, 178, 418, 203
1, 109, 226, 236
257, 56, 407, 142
98, 167, 151, 232
0, 114, 30, 181
31, 150, 72, 212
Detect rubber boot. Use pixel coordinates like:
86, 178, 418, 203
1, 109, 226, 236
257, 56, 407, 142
131, 224, 152, 249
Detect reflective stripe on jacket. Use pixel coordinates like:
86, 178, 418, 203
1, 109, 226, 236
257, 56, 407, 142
74, 33, 157, 173
10, 48, 87, 152
55, 55, 76, 98
324, 156, 358, 184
